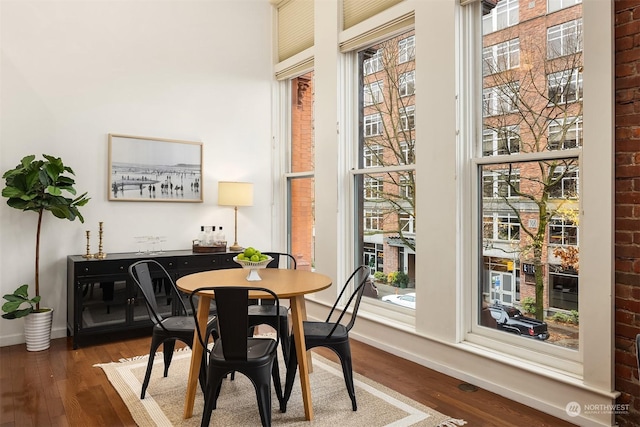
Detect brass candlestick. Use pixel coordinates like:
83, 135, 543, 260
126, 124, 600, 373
94, 221, 107, 259
82, 230, 94, 259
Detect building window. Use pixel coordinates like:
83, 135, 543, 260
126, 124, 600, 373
548, 265, 578, 311
483, 38, 520, 75
363, 48, 383, 75
398, 35, 415, 63
548, 117, 582, 150
549, 217, 578, 246
482, 126, 520, 156
484, 213, 521, 241
548, 0, 582, 14
364, 80, 384, 106
483, 0, 519, 35
483, 84, 519, 116
364, 209, 383, 231
399, 71, 415, 97
399, 106, 415, 131
399, 212, 415, 234
547, 19, 583, 59
549, 165, 579, 199
399, 141, 414, 165
363, 145, 383, 167
482, 169, 520, 198
364, 113, 382, 137
548, 69, 583, 105
364, 176, 383, 200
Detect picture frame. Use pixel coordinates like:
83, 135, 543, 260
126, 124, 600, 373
108, 133, 203, 202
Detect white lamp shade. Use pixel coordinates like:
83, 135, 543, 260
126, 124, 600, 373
218, 181, 253, 207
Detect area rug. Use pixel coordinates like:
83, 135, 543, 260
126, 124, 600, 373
96, 347, 466, 427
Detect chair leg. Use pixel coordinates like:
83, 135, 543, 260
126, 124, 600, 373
249, 362, 274, 427
141, 335, 163, 399
333, 341, 357, 411
198, 351, 208, 394
281, 334, 298, 413
271, 356, 284, 407
255, 380, 273, 427
162, 339, 176, 377
201, 369, 226, 427
279, 318, 290, 365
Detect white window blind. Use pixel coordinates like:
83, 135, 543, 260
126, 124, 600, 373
277, 0, 314, 63
343, 0, 404, 30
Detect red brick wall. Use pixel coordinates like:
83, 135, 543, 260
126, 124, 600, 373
615, 2, 640, 425
290, 73, 314, 270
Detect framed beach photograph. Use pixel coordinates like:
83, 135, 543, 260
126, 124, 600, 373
108, 134, 203, 202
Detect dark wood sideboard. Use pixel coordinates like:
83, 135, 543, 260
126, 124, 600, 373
67, 250, 240, 349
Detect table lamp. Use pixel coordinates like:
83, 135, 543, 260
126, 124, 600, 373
218, 181, 253, 252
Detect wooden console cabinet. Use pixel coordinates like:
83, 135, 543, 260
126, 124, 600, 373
67, 250, 239, 349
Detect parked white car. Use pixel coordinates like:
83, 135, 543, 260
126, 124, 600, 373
381, 292, 416, 309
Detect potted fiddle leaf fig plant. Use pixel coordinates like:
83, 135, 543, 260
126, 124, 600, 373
1, 154, 90, 351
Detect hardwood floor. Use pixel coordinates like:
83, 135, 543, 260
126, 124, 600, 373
0, 333, 575, 426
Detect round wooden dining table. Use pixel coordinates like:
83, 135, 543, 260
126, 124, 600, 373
176, 267, 332, 421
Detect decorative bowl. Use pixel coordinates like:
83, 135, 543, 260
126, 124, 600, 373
233, 255, 273, 281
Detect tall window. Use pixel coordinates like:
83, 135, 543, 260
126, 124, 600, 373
287, 71, 315, 272
478, 0, 582, 349
354, 29, 416, 305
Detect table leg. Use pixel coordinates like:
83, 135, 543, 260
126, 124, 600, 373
289, 295, 314, 421
183, 295, 211, 419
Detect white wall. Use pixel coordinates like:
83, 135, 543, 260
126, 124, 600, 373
0, 0, 273, 345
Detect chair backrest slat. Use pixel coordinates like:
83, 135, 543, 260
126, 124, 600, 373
214, 288, 250, 360
325, 265, 370, 337
129, 260, 190, 326
189, 286, 280, 360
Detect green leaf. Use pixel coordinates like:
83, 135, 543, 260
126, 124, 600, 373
20, 155, 36, 168
2, 300, 24, 312
14, 284, 29, 298
1, 294, 28, 303
1, 187, 24, 198
47, 185, 62, 196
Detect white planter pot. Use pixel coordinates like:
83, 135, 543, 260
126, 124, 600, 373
24, 309, 54, 351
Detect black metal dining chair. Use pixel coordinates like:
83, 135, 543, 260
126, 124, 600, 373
189, 286, 284, 427
247, 252, 296, 362
128, 259, 218, 399
281, 265, 371, 413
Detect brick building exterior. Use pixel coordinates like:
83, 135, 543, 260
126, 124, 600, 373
615, 1, 640, 426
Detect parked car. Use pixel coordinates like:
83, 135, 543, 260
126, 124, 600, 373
382, 292, 415, 309
488, 303, 549, 340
